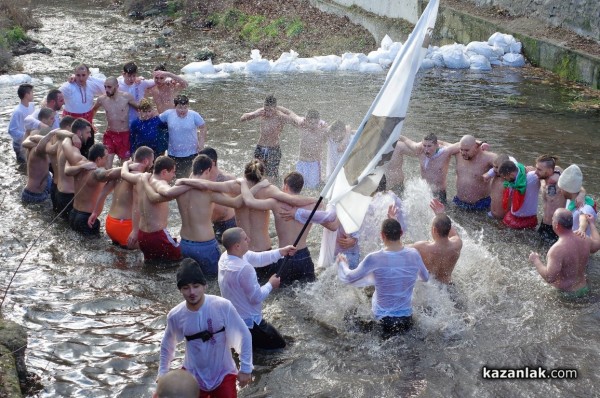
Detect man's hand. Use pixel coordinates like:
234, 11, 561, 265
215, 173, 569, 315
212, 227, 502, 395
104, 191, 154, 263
237, 372, 252, 387
82, 162, 98, 171
430, 198, 445, 215
335, 252, 348, 265
126, 230, 138, 248
87, 212, 98, 228
574, 228, 587, 239
279, 245, 297, 257
528, 251, 540, 264
268, 274, 281, 289
387, 204, 399, 219
337, 234, 357, 249
482, 172, 493, 182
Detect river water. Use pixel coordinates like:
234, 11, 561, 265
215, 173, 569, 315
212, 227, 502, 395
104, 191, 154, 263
1, 1, 600, 397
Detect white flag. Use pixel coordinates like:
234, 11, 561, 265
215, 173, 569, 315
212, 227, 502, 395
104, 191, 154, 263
321, 0, 439, 234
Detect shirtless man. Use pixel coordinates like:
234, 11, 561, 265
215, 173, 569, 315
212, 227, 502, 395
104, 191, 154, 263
56, 118, 93, 218
453, 135, 497, 210
399, 133, 460, 204
20, 119, 57, 204
529, 209, 600, 298
198, 147, 237, 243
177, 159, 315, 254
146, 155, 243, 276
240, 95, 301, 179
296, 109, 328, 189
65, 143, 121, 236
88, 146, 155, 248
411, 199, 462, 284
240, 171, 317, 286
146, 64, 189, 114
92, 76, 138, 168
122, 156, 185, 262
386, 139, 411, 193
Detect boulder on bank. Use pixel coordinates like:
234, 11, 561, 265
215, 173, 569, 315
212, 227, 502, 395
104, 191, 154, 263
0, 318, 28, 397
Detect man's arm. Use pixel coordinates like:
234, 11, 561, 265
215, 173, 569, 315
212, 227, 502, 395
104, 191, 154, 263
240, 180, 278, 211
65, 160, 97, 176
88, 180, 116, 228
224, 304, 253, 387
196, 124, 207, 151
529, 250, 561, 284
94, 167, 122, 182
176, 178, 239, 194
62, 138, 86, 165
148, 178, 191, 201
398, 136, 422, 154
264, 185, 316, 207
240, 108, 263, 122
121, 160, 141, 184
210, 192, 244, 209
586, 214, 600, 253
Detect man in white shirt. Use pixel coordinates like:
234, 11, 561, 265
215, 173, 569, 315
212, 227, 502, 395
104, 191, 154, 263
159, 259, 253, 396
336, 218, 429, 338
117, 61, 155, 125
7, 83, 35, 163
24, 88, 64, 131
218, 227, 296, 350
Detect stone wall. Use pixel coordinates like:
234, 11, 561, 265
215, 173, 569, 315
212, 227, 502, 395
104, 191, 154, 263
469, 0, 600, 41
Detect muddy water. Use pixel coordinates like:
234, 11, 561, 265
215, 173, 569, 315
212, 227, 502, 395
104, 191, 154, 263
1, 1, 600, 397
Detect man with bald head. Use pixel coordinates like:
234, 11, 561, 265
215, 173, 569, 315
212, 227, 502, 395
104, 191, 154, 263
92, 76, 138, 167
154, 369, 199, 398
452, 135, 497, 210
529, 208, 600, 299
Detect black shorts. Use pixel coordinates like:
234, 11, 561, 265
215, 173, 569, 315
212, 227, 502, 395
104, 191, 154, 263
538, 222, 558, 245
213, 216, 237, 244
55, 191, 75, 219
69, 208, 100, 236
254, 145, 281, 178
250, 319, 286, 350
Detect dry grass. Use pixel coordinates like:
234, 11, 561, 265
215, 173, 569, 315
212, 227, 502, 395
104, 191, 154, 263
0, 0, 41, 31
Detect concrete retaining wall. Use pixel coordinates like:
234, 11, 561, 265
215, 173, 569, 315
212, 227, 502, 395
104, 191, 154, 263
313, 0, 600, 89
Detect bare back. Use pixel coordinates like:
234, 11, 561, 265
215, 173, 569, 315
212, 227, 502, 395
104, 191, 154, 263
489, 176, 507, 219
138, 176, 170, 233
177, 189, 216, 242
108, 179, 136, 220
25, 147, 50, 193
235, 182, 272, 251
273, 201, 313, 250
413, 239, 461, 284
212, 171, 236, 223
57, 145, 76, 193
547, 234, 591, 291
73, 169, 106, 213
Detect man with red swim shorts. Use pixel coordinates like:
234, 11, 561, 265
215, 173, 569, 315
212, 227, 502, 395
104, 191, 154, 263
498, 160, 540, 229
92, 76, 138, 168
123, 155, 190, 262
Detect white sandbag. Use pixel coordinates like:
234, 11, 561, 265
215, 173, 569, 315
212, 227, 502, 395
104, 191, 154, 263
502, 53, 525, 67
214, 62, 247, 73
0, 74, 32, 86
380, 34, 394, 51
420, 58, 436, 70
359, 62, 384, 73
509, 41, 522, 54
313, 55, 341, 72
271, 50, 299, 72
245, 50, 271, 73
181, 60, 216, 75
466, 41, 499, 59
339, 53, 368, 71
440, 44, 470, 69
487, 32, 517, 54
469, 54, 492, 71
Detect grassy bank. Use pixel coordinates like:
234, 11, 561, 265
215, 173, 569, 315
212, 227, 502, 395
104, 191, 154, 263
0, 0, 41, 73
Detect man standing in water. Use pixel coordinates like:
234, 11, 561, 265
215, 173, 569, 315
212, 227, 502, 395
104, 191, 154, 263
336, 218, 429, 337
92, 76, 138, 167
146, 64, 189, 114
159, 259, 253, 396
411, 199, 462, 284
399, 133, 459, 204
529, 209, 600, 298
219, 227, 296, 349
453, 135, 497, 210
7, 83, 35, 163
240, 94, 302, 179
557, 164, 597, 237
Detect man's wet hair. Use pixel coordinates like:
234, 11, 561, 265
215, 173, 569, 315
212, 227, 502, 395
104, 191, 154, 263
71, 118, 91, 135
199, 147, 218, 163
283, 171, 304, 194
192, 154, 213, 176
154, 63, 167, 72
381, 218, 402, 241
498, 160, 518, 176
134, 146, 154, 162
433, 214, 452, 238
59, 116, 75, 130
423, 132, 438, 144
38, 107, 54, 122
174, 95, 189, 106
154, 155, 175, 174
264, 94, 277, 107
88, 143, 106, 162
554, 209, 573, 229
17, 84, 33, 99
46, 89, 62, 103
536, 154, 558, 169
244, 159, 265, 184
75, 63, 91, 72
123, 61, 138, 74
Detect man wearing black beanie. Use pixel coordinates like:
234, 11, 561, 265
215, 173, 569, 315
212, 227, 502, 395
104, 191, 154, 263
158, 258, 253, 396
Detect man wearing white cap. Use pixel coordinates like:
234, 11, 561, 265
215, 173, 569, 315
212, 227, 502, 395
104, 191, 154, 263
557, 164, 597, 237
